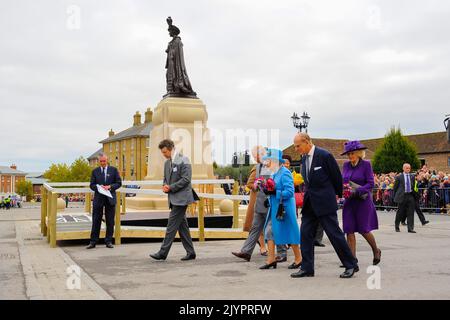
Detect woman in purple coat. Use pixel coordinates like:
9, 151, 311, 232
341, 141, 381, 265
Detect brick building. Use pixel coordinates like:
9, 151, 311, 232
25, 172, 48, 197
0, 164, 27, 194
283, 131, 450, 172
88, 108, 153, 180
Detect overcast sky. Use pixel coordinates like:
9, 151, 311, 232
1, 0, 449, 172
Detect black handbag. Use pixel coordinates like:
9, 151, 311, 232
349, 181, 368, 200
276, 202, 285, 221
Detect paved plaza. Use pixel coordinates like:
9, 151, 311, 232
1, 206, 450, 300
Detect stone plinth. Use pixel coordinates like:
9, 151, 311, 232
126, 97, 221, 210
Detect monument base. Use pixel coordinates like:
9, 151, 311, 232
126, 96, 220, 211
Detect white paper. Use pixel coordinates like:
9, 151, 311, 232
97, 184, 113, 198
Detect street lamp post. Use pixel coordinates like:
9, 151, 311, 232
291, 111, 311, 171
291, 111, 310, 133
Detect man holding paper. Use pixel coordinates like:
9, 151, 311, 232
87, 154, 122, 249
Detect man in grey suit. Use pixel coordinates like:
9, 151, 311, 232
150, 139, 197, 261
394, 163, 418, 233
232, 146, 270, 261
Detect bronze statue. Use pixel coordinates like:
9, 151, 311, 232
164, 17, 197, 98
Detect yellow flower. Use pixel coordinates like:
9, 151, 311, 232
292, 170, 304, 186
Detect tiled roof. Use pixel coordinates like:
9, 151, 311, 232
283, 131, 449, 161
99, 122, 153, 144
26, 177, 48, 185
0, 166, 27, 175
87, 148, 104, 160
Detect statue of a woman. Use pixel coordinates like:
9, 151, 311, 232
164, 17, 197, 98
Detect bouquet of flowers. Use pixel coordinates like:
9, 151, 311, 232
343, 183, 353, 199
254, 177, 276, 195
343, 181, 368, 200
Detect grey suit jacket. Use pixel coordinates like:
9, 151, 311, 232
254, 163, 269, 214
393, 173, 416, 204
164, 153, 195, 207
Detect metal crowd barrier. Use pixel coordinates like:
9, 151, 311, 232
372, 187, 450, 213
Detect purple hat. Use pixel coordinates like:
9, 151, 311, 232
341, 140, 368, 156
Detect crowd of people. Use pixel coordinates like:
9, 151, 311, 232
0, 195, 22, 209
373, 165, 450, 214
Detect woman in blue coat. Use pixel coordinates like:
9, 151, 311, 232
260, 149, 302, 270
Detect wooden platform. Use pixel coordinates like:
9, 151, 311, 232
121, 211, 234, 228
50, 213, 248, 242
56, 227, 248, 241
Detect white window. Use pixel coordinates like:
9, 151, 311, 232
116, 142, 119, 151
131, 139, 135, 150
146, 138, 150, 148
109, 143, 112, 152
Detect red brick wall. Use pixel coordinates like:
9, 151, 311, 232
419, 153, 450, 173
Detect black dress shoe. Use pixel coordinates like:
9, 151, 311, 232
276, 256, 287, 263
259, 261, 277, 269
422, 221, 430, 226
106, 243, 114, 248
314, 241, 326, 247
86, 243, 96, 249
290, 270, 314, 278
373, 248, 381, 265
395, 228, 400, 232
181, 253, 196, 261
149, 253, 166, 260
408, 230, 417, 233
288, 261, 302, 269
232, 251, 251, 262
340, 267, 358, 278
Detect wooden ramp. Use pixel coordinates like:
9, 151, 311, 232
56, 226, 248, 241
48, 213, 248, 242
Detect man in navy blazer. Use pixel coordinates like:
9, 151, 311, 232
290, 133, 358, 278
87, 154, 122, 249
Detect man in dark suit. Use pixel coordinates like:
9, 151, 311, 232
394, 163, 418, 233
87, 154, 122, 249
290, 133, 358, 279
150, 139, 197, 261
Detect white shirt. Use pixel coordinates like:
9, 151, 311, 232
170, 150, 178, 165
404, 172, 411, 192
306, 145, 315, 173
101, 166, 108, 181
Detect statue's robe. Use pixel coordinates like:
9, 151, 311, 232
165, 36, 195, 96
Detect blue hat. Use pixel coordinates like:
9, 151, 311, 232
262, 148, 286, 164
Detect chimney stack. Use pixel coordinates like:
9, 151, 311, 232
108, 129, 115, 137
10, 164, 17, 170
133, 111, 141, 126
145, 107, 153, 123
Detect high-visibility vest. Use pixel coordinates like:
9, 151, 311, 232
414, 180, 419, 193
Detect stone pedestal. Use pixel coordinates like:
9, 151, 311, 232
126, 97, 221, 210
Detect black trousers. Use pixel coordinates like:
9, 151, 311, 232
90, 201, 115, 244
401, 199, 426, 225
395, 194, 415, 231
301, 200, 357, 273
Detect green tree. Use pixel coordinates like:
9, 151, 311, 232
44, 163, 72, 182
372, 127, 421, 173
16, 180, 33, 200
44, 157, 92, 182
70, 157, 92, 182
214, 165, 252, 184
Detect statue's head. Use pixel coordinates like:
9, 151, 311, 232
166, 16, 180, 37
